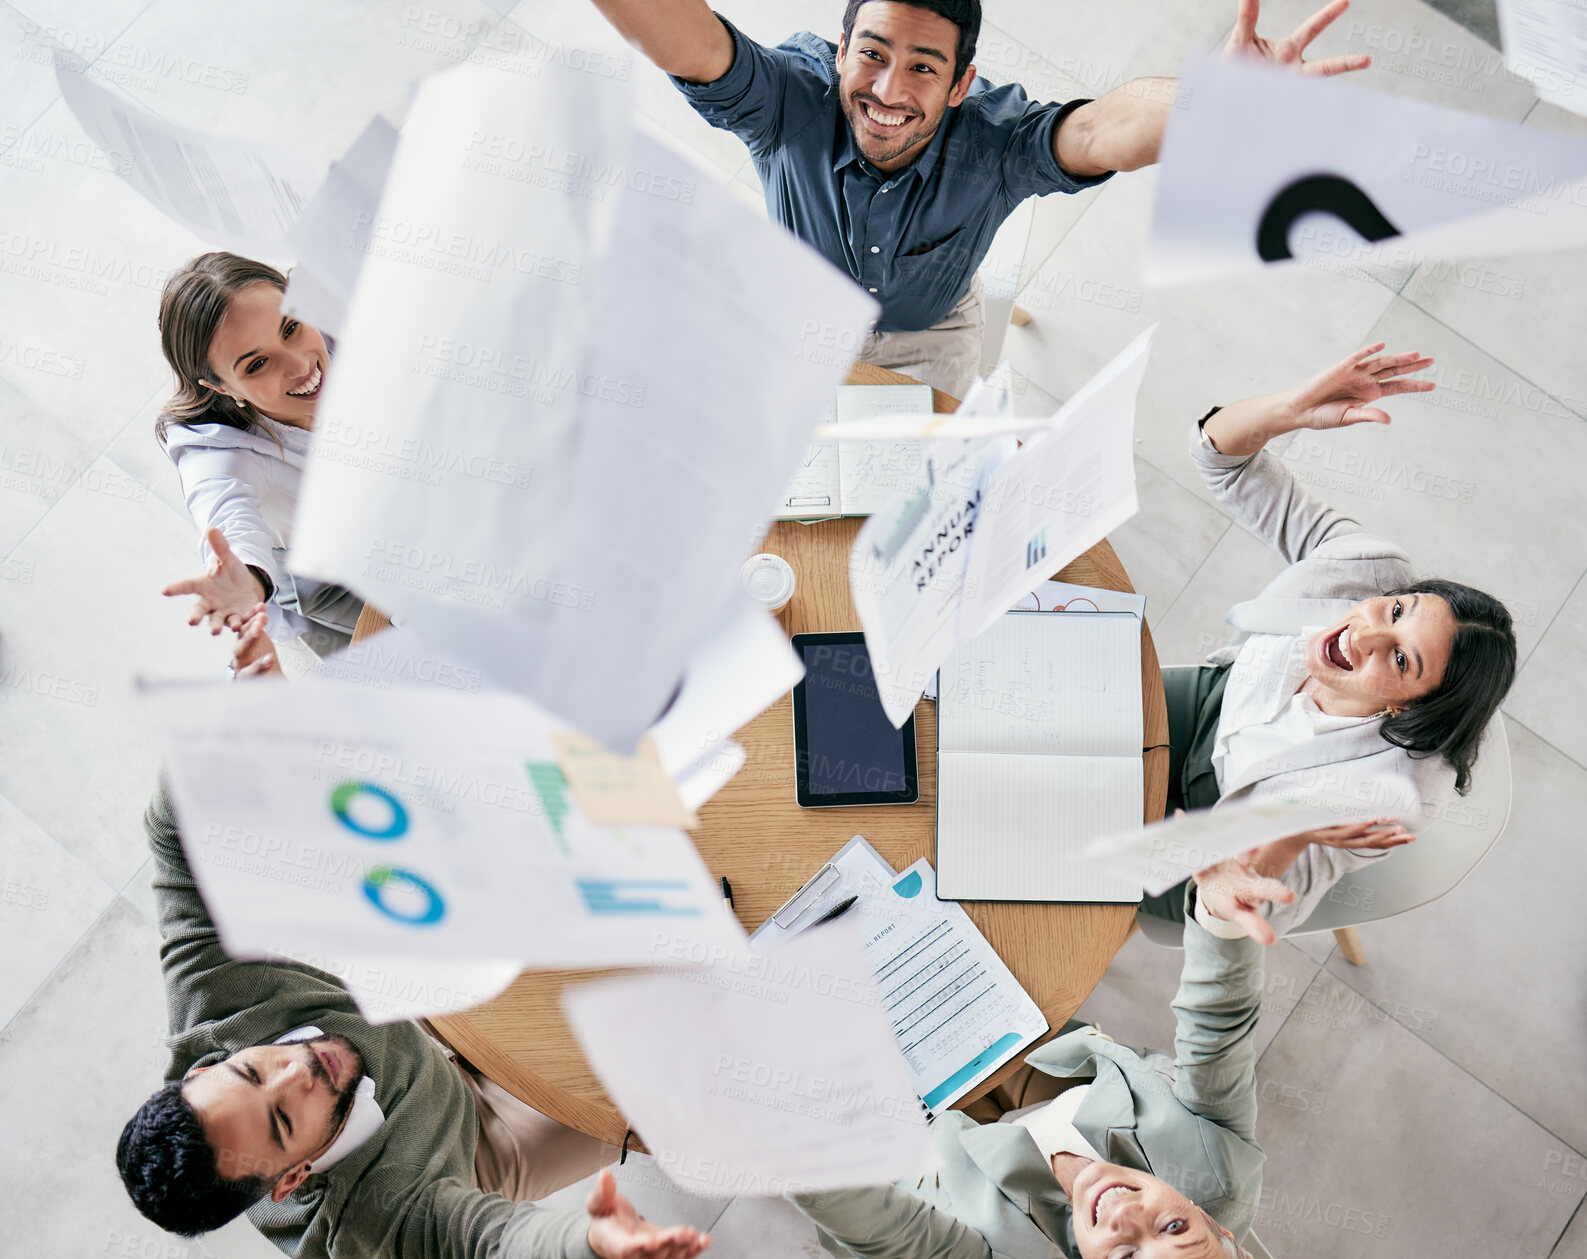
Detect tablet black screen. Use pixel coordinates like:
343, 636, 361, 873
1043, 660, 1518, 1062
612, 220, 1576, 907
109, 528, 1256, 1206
794, 634, 917, 805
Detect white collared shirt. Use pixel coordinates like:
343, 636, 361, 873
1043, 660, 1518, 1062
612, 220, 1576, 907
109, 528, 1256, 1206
1000, 1083, 1102, 1163
275, 1025, 384, 1171
1210, 629, 1376, 794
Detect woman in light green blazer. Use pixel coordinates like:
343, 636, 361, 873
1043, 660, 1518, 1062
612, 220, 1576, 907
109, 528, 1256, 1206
790, 875, 1280, 1259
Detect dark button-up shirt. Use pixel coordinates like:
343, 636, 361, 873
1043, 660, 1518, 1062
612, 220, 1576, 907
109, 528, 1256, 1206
673, 17, 1111, 331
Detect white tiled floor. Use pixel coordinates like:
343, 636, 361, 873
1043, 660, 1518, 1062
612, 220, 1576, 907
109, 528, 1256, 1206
2, 0, 1583, 1256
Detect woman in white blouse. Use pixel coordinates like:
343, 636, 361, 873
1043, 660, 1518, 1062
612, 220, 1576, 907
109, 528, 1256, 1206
1146, 342, 1517, 939
156, 252, 360, 654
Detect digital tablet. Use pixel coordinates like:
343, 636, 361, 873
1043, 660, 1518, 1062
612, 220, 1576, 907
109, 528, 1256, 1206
791, 632, 919, 808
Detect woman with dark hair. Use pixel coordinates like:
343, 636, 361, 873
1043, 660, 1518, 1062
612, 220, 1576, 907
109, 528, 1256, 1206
156, 251, 361, 655
1145, 342, 1517, 940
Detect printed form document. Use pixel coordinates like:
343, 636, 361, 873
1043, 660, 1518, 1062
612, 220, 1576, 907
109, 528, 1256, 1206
753, 837, 1048, 1113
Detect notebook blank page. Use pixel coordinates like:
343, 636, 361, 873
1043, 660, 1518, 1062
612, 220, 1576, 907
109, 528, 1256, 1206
935, 753, 1144, 902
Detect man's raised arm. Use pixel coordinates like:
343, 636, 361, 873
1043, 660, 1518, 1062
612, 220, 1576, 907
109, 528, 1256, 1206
587, 0, 735, 84
1052, 0, 1370, 178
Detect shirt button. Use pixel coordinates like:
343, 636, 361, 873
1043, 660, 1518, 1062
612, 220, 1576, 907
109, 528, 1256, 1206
870, 246, 880, 254
868, 287, 878, 293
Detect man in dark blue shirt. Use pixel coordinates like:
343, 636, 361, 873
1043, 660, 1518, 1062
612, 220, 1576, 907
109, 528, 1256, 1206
589, 0, 1368, 395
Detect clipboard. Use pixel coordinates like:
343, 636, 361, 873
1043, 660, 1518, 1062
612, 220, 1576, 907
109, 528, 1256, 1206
752, 835, 898, 945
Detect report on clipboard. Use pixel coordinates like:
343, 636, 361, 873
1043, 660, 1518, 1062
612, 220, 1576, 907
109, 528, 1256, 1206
752, 836, 1048, 1113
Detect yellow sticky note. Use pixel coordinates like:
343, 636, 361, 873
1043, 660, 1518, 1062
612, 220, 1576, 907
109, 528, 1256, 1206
552, 733, 699, 829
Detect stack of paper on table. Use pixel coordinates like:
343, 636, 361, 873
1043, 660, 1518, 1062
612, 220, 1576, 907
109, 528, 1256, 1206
752, 837, 1048, 1113
778, 384, 934, 519
936, 611, 1144, 902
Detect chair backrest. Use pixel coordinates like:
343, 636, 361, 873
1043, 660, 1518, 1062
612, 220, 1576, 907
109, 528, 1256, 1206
1290, 713, 1511, 934
977, 198, 1035, 373
1243, 1229, 1277, 1259
1135, 715, 1511, 945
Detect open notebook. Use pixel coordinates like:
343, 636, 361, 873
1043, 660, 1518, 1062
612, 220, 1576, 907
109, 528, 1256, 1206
936, 611, 1145, 902
777, 383, 933, 519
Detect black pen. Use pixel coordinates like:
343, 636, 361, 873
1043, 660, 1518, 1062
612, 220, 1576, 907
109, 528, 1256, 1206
720, 876, 734, 908
809, 894, 857, 927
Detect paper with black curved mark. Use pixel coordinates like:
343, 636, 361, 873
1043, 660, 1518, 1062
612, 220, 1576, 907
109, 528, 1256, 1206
1148, 56, 1587, 285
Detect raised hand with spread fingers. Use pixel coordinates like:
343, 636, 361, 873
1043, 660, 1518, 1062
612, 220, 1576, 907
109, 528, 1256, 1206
1224, 0, 1373, 77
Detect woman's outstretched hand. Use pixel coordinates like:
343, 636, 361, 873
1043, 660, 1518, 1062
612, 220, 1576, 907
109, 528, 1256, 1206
163, 527, 268, 635
1202, 341, 1436, 457
1285, 341, 1437, 431
232, 605, 285, 680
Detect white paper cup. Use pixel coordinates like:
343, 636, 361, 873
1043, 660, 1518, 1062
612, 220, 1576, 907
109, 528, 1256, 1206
740, 553, 796, 612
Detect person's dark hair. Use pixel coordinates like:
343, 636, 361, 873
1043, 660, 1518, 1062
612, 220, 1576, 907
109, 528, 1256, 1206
1379, 578, 1515, 796
841, 0, 980, 80
155, 251, 288, 446
117, 1081, 272, 1237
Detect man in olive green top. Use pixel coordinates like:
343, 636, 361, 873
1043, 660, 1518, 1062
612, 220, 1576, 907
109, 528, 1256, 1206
116, 784, 712, 1259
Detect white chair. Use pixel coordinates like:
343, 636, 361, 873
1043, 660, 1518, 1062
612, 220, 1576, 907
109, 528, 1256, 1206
1135, 716, 1513, 963
976, 197, 1036, 375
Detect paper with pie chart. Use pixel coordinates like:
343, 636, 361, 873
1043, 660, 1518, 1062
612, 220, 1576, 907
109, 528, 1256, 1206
139, 678, 746, 971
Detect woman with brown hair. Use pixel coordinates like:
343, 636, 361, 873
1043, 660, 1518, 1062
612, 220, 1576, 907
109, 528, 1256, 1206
157, 251, 360, 654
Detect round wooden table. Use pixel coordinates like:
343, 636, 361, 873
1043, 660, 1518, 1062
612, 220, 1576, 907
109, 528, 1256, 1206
416, 364, 1171, 1145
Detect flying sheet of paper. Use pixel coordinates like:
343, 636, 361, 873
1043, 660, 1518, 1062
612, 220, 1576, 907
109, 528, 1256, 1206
563, 923, 933, 1197
1500, 0, 1587, 116
282, 115, 400, 338
296, 54, 875, 750
552, 733, 698, 828
54, 56, 322, 256
1147, 56, 1587, 285
316, 622, 759, 812
649, 592, 805, 794
851, 434, 1016, 726
853, 331, 1150, 728
959, 327, 1151, 637
140, 678, 746, 968
292, 51, 626, 644
265, 948, 522, 1026
1082, 799, 1358, 895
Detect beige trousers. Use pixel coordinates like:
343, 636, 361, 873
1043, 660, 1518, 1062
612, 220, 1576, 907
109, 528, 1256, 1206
422, 1022, 619, 1201
857, 275, 986, 399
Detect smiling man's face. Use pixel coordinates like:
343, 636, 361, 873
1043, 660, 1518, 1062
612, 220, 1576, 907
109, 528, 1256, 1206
181, 1035, 362, 1198
836, 1, 976, 172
